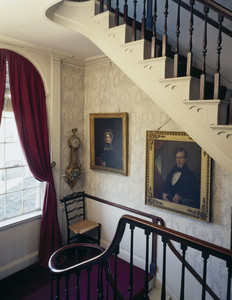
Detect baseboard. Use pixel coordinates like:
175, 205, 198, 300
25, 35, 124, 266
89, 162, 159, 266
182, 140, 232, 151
0, 251, 39, 280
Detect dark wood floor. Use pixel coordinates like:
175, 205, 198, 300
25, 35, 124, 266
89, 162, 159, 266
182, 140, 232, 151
0, 263, 51, 300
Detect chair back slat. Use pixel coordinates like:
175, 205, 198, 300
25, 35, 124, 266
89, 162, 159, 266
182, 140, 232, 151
60, 192, 101, 245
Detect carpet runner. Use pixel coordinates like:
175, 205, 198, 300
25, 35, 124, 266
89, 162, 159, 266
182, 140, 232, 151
23, 256, 152, 300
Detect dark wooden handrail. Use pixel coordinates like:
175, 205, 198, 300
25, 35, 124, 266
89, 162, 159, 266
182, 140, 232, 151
50, 214, 232, 299
85, 193, 164, 224
171, 0, 232, 38
195, 0, 232, 20
84, 193, 227, 299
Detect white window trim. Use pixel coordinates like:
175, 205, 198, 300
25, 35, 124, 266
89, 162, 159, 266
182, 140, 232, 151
0, 210, 42, 231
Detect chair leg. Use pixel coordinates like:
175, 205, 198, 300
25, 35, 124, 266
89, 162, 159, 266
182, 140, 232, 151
98, 224, 101, 245
67, 230, 70, 245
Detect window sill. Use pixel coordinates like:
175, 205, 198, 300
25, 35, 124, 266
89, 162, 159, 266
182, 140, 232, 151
0, 211, 42, 231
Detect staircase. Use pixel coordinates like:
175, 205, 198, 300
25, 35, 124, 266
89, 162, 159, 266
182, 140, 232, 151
46, 0, 232, 176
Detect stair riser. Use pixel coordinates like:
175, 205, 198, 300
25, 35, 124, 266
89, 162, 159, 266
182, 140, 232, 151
139, 57, 174, 81
121, 40, 151, 61
106, 24, 132, 45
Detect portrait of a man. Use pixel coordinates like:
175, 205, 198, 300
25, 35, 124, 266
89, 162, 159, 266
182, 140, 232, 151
162, 147, 200, 208
145, 131, 211, 222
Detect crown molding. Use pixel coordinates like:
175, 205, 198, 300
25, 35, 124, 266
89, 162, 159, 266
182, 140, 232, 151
84, 54, 112, 67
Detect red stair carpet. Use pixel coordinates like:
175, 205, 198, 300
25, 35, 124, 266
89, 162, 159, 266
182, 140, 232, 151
1, 256, 153, 300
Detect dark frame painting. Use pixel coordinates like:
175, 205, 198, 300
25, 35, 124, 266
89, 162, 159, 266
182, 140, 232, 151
90, 113, 128, 175
145, 131, 211, 222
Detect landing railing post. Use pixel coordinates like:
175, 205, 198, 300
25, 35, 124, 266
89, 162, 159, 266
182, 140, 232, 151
150, 217, 158, 276
97, 263, 104, 300
50, 273, 54, 300
129, 224, 135, 299
144, 230, 151, 300
75, 270, 80, 300
87, 267, 91, 300
226, 260, 232, 300
201, 251, 209, 300
161, 237, 168, 300
65, 275, 70, 300
180, 244, 187, 300
56, 276, 61, 300
113, 245, 119, 300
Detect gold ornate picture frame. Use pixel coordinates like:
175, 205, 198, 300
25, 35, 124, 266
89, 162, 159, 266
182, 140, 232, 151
145, 131, 211, 222
90, 113, 128, 175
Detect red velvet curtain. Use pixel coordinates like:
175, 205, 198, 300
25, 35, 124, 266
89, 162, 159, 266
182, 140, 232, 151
0, 51, 6, 122
1, 49, 62, 267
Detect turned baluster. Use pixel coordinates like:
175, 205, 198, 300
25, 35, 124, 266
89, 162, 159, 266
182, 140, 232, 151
113, 246, 119, 300
162, 0, 169, 57
128, 225, 135, 300
226, 259, 232, 300
123, 0, 128, 24
174, 0, 181, 77
141, 0, 146, 39
115, 0, 119, 26
143, 230, 151, 300
200, 5, 209, 100
107, 0, 111, 11
228, 92, 232, 125
180, 244, 187, 300
132, 0, 138, 41
99, 0, 103, 13
151, 0, 157, 58
161, 237, 168, 300
201, 252, 209, 300
214, 14, 224, 99
187, 0, 195, 76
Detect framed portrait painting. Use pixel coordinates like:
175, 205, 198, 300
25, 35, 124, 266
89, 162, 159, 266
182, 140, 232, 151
145, 131, 211, 222
90, 113, 128, 175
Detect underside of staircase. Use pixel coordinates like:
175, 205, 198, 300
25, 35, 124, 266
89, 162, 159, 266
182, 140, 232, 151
46, 0, 232, 176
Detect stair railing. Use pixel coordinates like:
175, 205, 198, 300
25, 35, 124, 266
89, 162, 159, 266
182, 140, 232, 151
49, 214, 232, 300
82, 192, 229, 299
98, 0, 232, 107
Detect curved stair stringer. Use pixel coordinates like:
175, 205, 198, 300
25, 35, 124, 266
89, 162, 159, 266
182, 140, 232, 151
46, 0, 232, 176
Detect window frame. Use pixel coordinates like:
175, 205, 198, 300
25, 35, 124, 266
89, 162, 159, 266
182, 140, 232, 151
0, 71, 45, 225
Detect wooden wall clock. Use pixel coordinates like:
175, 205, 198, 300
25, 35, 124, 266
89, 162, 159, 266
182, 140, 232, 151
65, 128, 81, 189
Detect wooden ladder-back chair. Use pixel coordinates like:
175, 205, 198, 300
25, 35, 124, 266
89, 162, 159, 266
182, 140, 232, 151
60, 191, 101, 245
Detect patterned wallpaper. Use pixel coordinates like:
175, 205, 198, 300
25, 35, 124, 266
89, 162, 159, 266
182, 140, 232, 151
61, 61, 232, 299
60, 62, 85, 197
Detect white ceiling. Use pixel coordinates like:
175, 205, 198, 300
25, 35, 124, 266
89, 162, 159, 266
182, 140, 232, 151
0, 0, 231, 59
0, 0, 103, 59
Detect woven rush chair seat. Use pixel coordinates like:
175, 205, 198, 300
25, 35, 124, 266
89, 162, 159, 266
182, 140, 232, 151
69, 219, 100, 235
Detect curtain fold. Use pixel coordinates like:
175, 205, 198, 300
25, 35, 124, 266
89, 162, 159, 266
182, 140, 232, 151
2, 49, 62, 267
0, 51, 6, 122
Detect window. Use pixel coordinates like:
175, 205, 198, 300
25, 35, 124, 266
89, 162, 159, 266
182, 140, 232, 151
0, 63, 44, 222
